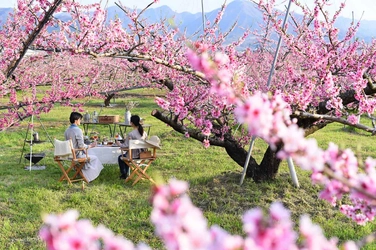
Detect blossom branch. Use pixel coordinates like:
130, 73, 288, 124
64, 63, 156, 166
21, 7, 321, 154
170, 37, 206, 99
292, 110, 376, 134
323, 167, 376, 202
5, 0, 63, 79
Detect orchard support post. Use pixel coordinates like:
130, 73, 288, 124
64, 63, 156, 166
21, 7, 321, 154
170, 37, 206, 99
239, 135, 256, 185
266, 0, 299, 187
267, 0, 299, 187
240, 0, 299, 187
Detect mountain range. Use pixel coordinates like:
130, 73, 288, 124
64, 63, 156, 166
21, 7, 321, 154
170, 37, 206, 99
1, 0, 375, 45
105, 0, 376, 44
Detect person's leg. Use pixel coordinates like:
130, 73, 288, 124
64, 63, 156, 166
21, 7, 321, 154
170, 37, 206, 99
83, 154, 104, 182
118, 154, 129, 179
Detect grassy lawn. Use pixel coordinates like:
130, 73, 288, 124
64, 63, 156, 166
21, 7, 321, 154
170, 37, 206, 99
1, 92, 376, 249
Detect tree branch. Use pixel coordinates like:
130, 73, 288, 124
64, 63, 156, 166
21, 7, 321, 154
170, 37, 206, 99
151, 109, 226, 147
293, 110, 376, 134
5, 0, 63, 79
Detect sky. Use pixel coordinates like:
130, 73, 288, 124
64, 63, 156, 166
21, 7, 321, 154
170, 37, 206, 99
1, 0, 376, 20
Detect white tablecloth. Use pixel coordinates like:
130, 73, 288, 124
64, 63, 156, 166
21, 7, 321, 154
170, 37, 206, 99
88, 146, 121, 165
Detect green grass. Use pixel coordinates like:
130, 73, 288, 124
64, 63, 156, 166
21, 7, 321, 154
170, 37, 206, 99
1, 94, 376, 249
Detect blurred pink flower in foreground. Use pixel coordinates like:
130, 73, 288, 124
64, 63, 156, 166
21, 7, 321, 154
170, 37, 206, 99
39, 179, 358, 250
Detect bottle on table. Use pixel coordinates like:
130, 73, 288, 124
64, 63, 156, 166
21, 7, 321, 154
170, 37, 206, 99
92, 110, 98, 123
83, 112, 90, 123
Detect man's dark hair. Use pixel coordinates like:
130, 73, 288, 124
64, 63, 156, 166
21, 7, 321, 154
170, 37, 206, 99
69, 112, 83, 124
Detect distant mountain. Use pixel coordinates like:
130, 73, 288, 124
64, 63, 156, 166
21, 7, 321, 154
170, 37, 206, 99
105, 0, 264, 39
335, 17, 376, 42
1, 0, 375, 45
106, 0, 376, 44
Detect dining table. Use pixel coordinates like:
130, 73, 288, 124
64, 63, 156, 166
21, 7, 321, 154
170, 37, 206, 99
88, 145, 122, 165
82, 122, 116, 137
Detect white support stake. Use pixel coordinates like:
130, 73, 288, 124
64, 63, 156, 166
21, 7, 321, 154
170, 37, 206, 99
239, 136, 256, 185
287, 157, 299, 187
29, 115, 33, 171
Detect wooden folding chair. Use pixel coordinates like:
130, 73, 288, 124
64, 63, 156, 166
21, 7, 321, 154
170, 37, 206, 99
54, 139, 89, 184
120, 139, 158, 186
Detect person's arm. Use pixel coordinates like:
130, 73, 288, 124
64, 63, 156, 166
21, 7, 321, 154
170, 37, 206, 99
142, 132, 147, 140
116, 134, 129, 148
76, 129, 96, 149
87, 141, 97, 149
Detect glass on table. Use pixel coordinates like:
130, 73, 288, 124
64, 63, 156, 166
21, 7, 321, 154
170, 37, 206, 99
107, 137, 114, 146
102, 136, 108, 145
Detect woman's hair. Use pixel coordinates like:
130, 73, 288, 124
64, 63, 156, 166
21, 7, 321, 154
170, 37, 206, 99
130, 115, 144, 135
69, 112, 83, 124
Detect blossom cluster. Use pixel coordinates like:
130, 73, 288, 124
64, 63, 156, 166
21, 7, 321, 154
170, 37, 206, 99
186, 47, 376, 225
39, 179, 359, 250
39, 209, 150, 250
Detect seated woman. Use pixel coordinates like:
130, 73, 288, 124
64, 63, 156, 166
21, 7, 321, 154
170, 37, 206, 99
116, 115, 147, 179
64, 112, 104, 182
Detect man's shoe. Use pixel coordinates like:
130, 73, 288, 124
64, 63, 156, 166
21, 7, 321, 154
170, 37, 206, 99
120, 174, 128, 179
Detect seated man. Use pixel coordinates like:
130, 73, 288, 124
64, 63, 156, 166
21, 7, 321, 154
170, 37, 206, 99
116, 115, 147, 179
64, 112, 104, 182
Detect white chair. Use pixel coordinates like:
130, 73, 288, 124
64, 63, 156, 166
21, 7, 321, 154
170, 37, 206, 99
54, 139, 89, 184
120, 137, 161, 186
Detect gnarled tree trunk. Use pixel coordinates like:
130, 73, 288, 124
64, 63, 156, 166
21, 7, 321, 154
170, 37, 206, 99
104, 93, 115, 107
223, 137, 283, 182
151, 109, 283, 182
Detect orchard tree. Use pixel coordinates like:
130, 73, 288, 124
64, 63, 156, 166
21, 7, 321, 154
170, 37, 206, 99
1, 0, 376, 183
0, 0, 160, 127
151, 0, 376, 182
38, 28, 376, 249
38, 19, 376, 247
149, 0, 376, 181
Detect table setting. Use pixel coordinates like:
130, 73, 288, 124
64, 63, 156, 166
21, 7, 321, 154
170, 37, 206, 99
86, 134, 122, 165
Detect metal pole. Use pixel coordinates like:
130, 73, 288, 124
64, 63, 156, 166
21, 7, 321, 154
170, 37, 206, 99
266, 0, 299, 187
240, 0, 299, 187
287, 157, 299, 187
239, 135, 256, 185
29, 115, 33, 171
19, 123, 30, 164
266, 0, 292, 88
201, 0, 205, 31
38, 116, 54, 146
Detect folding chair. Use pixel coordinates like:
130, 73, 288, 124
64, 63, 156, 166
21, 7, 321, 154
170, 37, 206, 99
54, 139, 89, 184
120, 139, 159, 186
